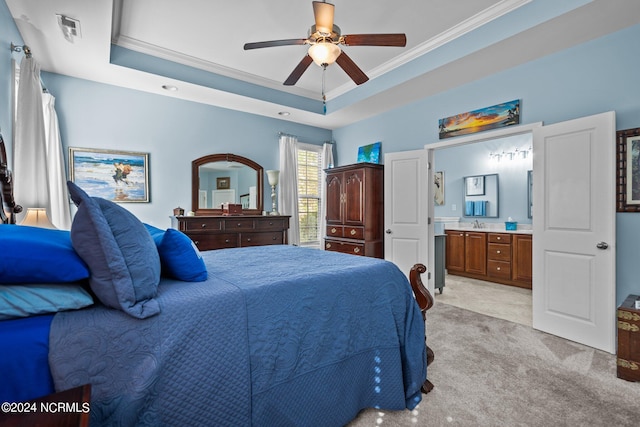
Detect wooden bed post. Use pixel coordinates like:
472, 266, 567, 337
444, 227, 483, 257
409, 263, 435, 394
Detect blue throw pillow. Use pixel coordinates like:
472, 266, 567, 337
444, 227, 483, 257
144, 224, 208, 282
0, 225, 90, 283
0, 283, 94, 320
67, 181, 161, 319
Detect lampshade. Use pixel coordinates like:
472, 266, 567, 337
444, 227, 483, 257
308, 42, 341, 66
20, 208, 56, 229
266, 170, 280, 186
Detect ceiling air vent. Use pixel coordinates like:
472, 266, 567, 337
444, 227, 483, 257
56, 14, 81, 43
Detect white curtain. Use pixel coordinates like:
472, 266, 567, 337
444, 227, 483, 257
14, 56, 48, 215
320, 142, 334, 249
43, 93, 72, 229
278, 134, 300, 246
14, 56, 71, 229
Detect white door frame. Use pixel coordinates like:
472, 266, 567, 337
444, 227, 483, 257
424, 122, 543, 300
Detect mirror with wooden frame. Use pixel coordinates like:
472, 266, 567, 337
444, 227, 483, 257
191, 153, 263, 215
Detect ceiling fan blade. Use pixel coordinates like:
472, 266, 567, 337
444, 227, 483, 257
342, 34, 407, 47
284, 55, 314, 86
312, 1, 335, 34
335, 51, 369, 85
244, 39, 308, 50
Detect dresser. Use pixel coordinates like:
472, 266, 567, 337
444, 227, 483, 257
324, 163, 384, 258
172, 215, 290, 251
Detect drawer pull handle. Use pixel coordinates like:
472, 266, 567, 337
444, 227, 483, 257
247, 238, 251, 242
326, 243, 332, 249
194, 241, 199, 245
269, 221, 274, 225
497, 237, 501, 240
225, 239, 230, 243
350, 229, 356, 236
272, 236, 277, 240
496, 250, 501, 254
496, 267, 501, 271
353, 247, 360, 254
331, 228, 337, 233
237, 223, 242, 227
201, 224, 207, 228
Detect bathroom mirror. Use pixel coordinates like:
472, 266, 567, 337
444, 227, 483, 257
463, 173, 499, 217
527, 170, 533, 219
191, 153, 263, 215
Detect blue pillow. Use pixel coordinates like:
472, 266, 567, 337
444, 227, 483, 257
144, 224, 208, 282
67, 181, 161, 319
0, 283, 94, 320
0, 225, 90, 283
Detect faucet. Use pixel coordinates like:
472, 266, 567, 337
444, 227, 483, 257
474, 219, 482, 229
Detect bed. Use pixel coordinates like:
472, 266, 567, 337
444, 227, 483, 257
0, 139, 433, 426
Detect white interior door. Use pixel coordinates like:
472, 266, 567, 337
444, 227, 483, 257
384, 150, 432, 293
532, 111, 616, 353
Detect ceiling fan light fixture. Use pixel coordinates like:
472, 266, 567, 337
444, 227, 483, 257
308, 42, 341, 66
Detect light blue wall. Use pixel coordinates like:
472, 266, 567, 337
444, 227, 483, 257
333, 24, 640, 306
434, 133, 533, 225
0, 0, 21, 159
40, 73, 331, 228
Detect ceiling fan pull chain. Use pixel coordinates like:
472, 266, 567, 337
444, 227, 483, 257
322, 64, 327, 113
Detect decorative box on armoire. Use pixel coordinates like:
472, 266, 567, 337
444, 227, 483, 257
324, 163, 384, 258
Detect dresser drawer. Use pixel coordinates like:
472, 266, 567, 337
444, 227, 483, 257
488, 243, 511, 262
190, 233, 238, 251
326, 225, 343, 238
182, 217, 224, 232
240, 232, 284, 247
224, 218, 255, 230
324, 239, 365, 256
255, 218, 287, 231
487, 260, 511, 279
343, 226, 364, 240
488, 233, 511, 244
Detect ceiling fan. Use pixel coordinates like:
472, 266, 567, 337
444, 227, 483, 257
243, 1, 407, 87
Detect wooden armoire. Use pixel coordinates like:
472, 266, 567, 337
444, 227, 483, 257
324, 163, 384, 258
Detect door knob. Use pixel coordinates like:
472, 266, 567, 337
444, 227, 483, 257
596, 241, 609, 250
385, 229, 392, 234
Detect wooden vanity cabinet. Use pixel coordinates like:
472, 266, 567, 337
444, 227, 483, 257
465, 232, 487, 275
445, 229, 532, 289
445, 230, 486, 275
324, 163, 384, 258
172, 215, 290, 251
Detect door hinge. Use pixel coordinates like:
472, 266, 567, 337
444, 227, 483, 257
428, 217, 432, 225
428, 272, 431, 280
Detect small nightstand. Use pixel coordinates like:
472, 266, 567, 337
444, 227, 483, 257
617, 294, 640, 382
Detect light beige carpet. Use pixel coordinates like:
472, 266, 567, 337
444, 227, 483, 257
436, 274, 532, 327
349, 303, 640, 427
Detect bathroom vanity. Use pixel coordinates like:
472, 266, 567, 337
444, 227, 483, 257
444, 226, 532, 289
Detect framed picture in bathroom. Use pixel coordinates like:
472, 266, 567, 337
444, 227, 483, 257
616, 127, 640, 212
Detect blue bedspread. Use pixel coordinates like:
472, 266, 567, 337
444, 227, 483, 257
49, 246, 426, 426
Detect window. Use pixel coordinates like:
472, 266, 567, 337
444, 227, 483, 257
297, 143, 323, 248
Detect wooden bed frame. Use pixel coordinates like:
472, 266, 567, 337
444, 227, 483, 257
0, 137, 22, 224
409, 263, 435, 393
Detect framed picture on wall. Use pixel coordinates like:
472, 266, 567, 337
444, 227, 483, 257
216, 177, 230, 190
69, 147, 150, 203
434, 171, 445, 205
616, 127, 640, 211
465, 175, 485, 196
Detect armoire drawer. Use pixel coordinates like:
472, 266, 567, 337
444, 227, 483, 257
326, 225, 343, 238
324, 239, 365, 256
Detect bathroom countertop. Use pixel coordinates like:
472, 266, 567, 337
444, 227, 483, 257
443, 225, 533, 235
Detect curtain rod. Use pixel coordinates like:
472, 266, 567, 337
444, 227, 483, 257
10, 43, 32, 58
278, 132, 335, 145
